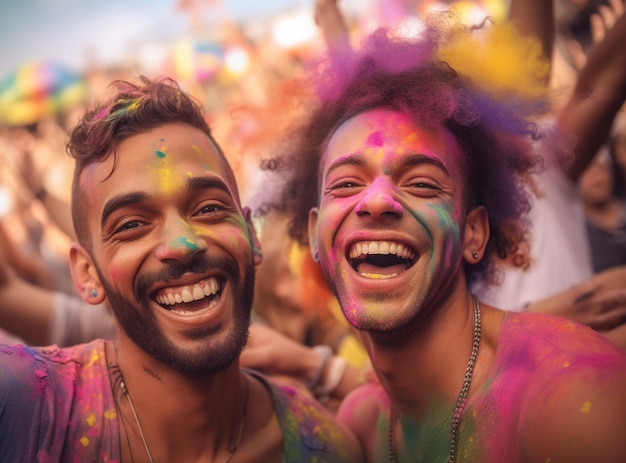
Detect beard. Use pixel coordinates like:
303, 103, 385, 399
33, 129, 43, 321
99, 254, 255, 376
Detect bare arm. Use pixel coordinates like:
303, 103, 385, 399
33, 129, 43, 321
241, 322, 373, 402
0, 249, 55, 346
527, 265, 626, 349
508, 0, 555, 63
14, 147, 75, 240
558, 3, 626, 180
314, 0, 351, 51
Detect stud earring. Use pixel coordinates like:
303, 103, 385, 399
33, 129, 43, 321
91, 289, 98, 298
471, 251, 479, 260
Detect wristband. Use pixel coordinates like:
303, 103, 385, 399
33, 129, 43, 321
306, 345, 332, 391
316, 356, 348, 398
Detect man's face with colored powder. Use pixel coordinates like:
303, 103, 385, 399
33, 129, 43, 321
308, 108, 470, 332
72, 122, 262, 374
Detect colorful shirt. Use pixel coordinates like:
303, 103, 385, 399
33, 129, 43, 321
0, 340, 356, 462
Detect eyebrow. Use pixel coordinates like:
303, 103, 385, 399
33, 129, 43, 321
402, 153, 450, 176
325, 153, 367, 177
101, 192, 148, 228
325, 152, 450, 177
100, 175, 231, 227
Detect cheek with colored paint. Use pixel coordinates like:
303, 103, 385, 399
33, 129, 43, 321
106, 262, 134, 289
315, 202, 345, 267
218, 216, 255, 251
427, 203, 462, 268
108, 267, 123, 283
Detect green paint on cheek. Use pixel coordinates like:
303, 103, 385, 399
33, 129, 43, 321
156, 150, 167, 158
429, 204, 458, 234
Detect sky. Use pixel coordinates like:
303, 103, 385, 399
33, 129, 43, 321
0, 0, 312, 81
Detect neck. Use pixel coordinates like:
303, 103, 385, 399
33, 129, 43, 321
106, 341, 249, 463
386, 295, 484, 463
363, 292, 481, 417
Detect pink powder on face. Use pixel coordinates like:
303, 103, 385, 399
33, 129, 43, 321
366, 131, 385, 147
108, 268, 122, 282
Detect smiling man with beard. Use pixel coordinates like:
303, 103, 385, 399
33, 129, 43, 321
0, 77, 362, 463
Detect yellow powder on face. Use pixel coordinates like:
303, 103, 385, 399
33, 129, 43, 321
153, 148, 185, 196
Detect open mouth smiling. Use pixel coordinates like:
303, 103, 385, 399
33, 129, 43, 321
348, 241, 417, 279
153, 276, 223, 314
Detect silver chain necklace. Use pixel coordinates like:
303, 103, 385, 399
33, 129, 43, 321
388, 296, 482, 463
118, 372, 250, 463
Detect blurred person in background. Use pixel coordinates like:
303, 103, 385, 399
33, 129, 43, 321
580, 130, 626, 272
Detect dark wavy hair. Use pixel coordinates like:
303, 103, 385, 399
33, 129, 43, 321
257, 15, 557, 288
66, 76, 229, 249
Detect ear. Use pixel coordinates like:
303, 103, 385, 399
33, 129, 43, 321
308, 207, 320, 262
243, 207, 263, 266
462, 206, 489, 263
69, 243, 106, 305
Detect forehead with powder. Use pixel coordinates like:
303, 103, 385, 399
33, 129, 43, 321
81, 124, 241, 205
321, 109, 465, 185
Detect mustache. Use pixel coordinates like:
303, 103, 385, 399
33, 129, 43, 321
135, 254, 239, 300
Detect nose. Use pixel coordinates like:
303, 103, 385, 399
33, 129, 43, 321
354, 179, 403, 218
156, 215, 207, 263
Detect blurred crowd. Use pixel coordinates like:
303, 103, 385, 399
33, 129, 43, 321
1, 0, 626, 412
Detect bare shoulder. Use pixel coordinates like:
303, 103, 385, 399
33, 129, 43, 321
337, 382, 389, 459
521, 355, 626, 463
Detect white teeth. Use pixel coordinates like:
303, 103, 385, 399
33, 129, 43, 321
348, 241, 416, 260
155, 277, 220, 307
182, 289, 193, 303
192, 286, 204, 300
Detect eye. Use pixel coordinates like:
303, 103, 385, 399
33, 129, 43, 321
195, 201, 232, 220
412, 181, 440, 190
111, 219, 146, 238
405, 179, 442, 197
325, 179, 363, 196
199, 203, 224, 214
334, 181, 357, 189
